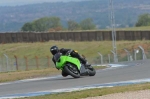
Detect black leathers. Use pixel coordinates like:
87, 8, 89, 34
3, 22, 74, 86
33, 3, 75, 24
52, 48, 87, 66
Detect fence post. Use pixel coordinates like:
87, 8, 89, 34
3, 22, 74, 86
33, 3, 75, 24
108, 54, 111, 63
124, 48, 133, 61
14, 55, 19, 71
24, 56, 28, 70
98, 52, 103, 64
35, 56, 39, 69
134, 49, 139, 61
47, 56, 50, 67
3, 54, 9, 72
138, 46, 147, 60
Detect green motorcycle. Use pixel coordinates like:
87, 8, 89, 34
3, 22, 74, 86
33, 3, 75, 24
54, 51, 96, 78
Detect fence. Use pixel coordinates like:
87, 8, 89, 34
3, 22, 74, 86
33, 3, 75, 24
0, 48, 150, 73
91, 47, 150, 65
0, 55, 54, 72
0, 30, 150, 43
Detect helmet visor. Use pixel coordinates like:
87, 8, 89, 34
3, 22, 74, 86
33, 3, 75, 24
51, 49, 58, 55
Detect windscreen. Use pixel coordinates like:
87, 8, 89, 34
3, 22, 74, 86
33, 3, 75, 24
54, 53, 61, 62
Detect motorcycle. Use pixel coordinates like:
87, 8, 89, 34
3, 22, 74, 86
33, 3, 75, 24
54, 50, 96, 78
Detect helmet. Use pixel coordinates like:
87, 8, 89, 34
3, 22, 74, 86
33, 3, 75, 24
50, 46, 59, 55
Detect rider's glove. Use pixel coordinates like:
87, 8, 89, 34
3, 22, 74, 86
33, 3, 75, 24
74, 50, 78, 53
66, 50, 73, 55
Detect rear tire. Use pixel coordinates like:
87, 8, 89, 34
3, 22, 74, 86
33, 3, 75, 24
88, 67, 96, 76
64, 64, 80, 78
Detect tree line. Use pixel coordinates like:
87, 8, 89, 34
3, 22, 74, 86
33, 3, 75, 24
21, 17, 96, 32
21, 13, 150, 32
135, 13, 150, 27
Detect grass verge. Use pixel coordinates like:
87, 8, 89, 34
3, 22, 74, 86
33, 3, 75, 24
0, 66, 106, 83
0, 68, 60, 83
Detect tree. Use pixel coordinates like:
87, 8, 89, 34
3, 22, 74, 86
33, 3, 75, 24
135, 13, 150, 27
21, 22, 33, 31
21, 17, 62, 32
80, 18, 96, 30
67, 20, 80, 31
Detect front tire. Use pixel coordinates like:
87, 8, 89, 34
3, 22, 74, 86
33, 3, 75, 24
62, 70, 68, 77
64, 64, 80, 78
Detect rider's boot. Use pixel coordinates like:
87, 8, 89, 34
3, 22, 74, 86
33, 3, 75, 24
75, 53, 91, 68
79, 57, 91, 68
85, 69, 89, 75
85, 62, 92, 69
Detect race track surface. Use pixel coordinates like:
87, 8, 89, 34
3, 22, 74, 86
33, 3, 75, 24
0, 59, 150, 97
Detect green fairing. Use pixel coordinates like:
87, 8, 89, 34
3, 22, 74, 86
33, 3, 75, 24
56, 56, 81, 70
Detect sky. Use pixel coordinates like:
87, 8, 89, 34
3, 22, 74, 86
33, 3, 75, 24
0, 0, 87, 6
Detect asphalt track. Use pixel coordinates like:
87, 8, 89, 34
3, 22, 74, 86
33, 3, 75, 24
0, 59, 150, 97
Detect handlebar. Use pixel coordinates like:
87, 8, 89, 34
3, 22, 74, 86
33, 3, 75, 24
66, 50, 73, 55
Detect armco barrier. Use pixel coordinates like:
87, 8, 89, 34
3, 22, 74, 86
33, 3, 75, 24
0, 30, 150, 43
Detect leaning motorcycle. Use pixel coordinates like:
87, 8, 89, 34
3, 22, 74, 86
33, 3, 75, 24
54, 51, 96, 78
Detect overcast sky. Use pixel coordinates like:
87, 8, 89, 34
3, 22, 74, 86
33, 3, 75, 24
0, 0, 88, 6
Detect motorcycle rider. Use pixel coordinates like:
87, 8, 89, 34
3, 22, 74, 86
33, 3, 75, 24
50, 45, 91, 77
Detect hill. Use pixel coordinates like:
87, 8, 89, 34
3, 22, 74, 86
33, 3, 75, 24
0, 0, 150, 32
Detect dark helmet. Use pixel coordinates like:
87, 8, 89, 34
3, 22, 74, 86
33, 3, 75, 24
50, 46, 59, 55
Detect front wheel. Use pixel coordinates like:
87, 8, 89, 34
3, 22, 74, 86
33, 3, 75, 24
64, 64, 80, 78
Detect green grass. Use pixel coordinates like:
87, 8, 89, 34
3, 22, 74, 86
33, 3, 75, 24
117, 26, 150, 31
65, 26, 150, 31
100, 26, 150, 31
0, 41, 113, 58
0, 68, 60, 83
1, 40, 150, 59
19, 82, 150, 99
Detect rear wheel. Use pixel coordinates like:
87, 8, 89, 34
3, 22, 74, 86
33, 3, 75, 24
64, 64, 80, 78
88, 67, 96, 76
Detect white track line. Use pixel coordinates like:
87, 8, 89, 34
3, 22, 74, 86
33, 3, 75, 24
1, 78, 150, 99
